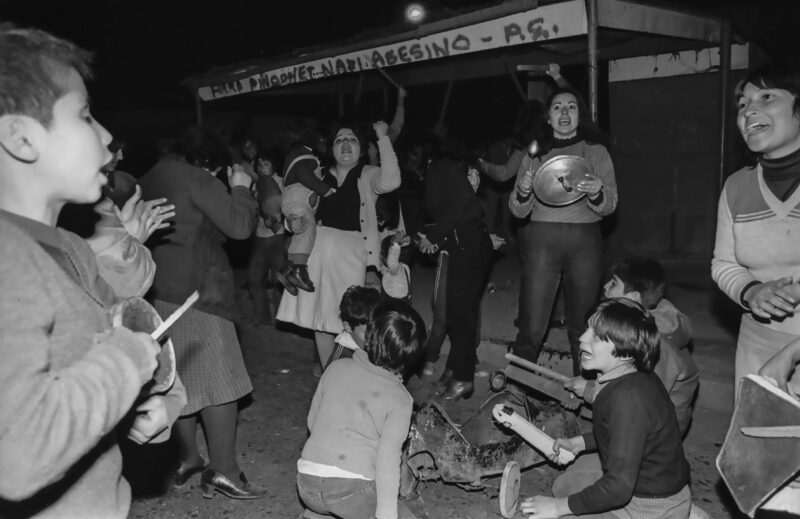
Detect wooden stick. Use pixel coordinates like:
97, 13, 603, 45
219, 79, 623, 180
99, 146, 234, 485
370, 60, 402, 90
151, 290, 199, 340
505, 352, 572, 383
437, 80, 454, 130
741, 426, 800, 438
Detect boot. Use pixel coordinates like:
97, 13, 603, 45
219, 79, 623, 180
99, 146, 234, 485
276, 265, 298, 296
288, 264, 315, 292
439, 380, 474, 401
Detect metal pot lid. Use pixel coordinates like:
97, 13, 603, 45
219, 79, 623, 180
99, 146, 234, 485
532, 155, 594, 207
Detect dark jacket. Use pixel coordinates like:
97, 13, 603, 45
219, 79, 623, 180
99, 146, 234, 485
140, 157, 256, 320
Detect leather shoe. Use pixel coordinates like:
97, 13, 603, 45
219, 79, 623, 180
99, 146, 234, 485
172, 458, 206, 487
276, 266, 298, 296
435, 368, 453, 388
200, 469, 268, 499
288, 264, 315, 292
439, 380, 474, 401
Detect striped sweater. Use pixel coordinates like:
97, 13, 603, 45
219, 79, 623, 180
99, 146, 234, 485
711, 164, 800, 335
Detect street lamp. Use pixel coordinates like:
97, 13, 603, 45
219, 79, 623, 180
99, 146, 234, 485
405, 3, 426, 23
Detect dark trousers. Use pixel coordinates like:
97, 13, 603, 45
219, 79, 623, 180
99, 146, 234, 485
247, 234, 287, 323
514, 221, 603, 375
443, 223, 493, 382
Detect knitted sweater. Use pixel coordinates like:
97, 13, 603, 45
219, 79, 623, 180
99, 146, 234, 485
509, 140, 617, 223
300, 350, 412, 519
712, 164, 800, 335
0, 214, 184, 518
569, 371, 690, 515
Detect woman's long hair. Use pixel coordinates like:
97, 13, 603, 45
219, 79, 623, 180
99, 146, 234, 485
540, 86, 608, 154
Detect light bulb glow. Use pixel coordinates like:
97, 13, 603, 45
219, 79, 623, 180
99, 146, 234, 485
405, 3, 425, 23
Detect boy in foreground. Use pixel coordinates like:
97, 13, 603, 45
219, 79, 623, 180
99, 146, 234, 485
523, 299, 691, 518
0, 24, 184, 518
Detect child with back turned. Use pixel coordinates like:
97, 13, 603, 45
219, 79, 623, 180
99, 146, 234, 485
325, 284, 383, 367
522, 299, 691, 518
0, 24, 185, 518
297, 300, 426, 519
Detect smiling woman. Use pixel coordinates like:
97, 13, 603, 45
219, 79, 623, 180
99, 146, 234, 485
712, 62, 800, 400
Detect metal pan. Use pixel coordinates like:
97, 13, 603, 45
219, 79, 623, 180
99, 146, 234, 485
532, 155, 594, 207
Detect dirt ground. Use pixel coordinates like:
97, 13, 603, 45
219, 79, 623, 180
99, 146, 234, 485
123, 250, 778, 519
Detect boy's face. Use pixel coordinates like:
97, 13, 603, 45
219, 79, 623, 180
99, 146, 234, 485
351, 323, 367, 348
578, 327, 626, 374
603, 275, 639, 303
344, 322, 368, 348
36, 68, 113, 205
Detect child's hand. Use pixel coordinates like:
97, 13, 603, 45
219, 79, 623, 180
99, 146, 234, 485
127, 396, 169, 444
552, 436, 585, 459
520, 495, 570, 518
392, 231, 411, 247
489, 233, 505, 250
564, 376, 588, 398
546, 63, 561, 80
373, 120, 389, 139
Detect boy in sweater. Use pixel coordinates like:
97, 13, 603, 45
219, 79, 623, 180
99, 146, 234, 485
0, 24, 184, 518
297, 300, 426, 519
553, 257, 700, 501
523, 299, 691, 518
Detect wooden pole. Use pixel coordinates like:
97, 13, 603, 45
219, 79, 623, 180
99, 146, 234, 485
585, 0, 599, 123
436, 80, 454, 132
505, 59, 527, 101
354, 72, 364, 107
718, 20, 732, 196
194, 90, 203, 125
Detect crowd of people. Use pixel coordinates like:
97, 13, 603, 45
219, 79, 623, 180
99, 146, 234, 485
1, 21, 799, 519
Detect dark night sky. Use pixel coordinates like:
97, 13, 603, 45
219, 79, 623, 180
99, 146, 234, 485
4, 0, 797, 108
3, 0, 798, 152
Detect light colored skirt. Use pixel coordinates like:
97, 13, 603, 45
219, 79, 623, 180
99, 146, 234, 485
277, 226, 367, 334
153, 301, 253, 416
736, 314, 800, 400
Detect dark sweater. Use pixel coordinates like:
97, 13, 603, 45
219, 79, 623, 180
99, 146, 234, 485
568, 371, 690, 515
761, 146, 800, 201
140, 157, 256, 320
283, 146, 329, 196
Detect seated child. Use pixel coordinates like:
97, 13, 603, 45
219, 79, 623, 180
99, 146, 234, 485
380, 231, 412, 302
0, 24, 185, 518
297, 300, 426, 519
522, 299, 691, 518
601, 256, 699, 435
326, 285, 383, 367
280, 132, 334, 293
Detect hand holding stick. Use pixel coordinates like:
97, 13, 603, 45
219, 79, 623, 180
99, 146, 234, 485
150, 291, 199, 341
